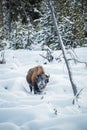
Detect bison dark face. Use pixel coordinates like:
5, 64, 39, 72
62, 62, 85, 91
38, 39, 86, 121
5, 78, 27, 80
36, 74, 50, 91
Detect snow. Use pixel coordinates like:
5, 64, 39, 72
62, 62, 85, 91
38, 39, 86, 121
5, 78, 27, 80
0, 47, 87, 130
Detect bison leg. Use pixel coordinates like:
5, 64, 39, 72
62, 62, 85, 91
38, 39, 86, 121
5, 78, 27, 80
34, 83, 41, 94
29, 84, 32, 92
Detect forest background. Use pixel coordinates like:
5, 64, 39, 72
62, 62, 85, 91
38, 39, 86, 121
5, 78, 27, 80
0, 0, 87, 50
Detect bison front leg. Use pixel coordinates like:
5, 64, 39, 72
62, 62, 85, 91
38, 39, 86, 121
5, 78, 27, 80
34, 83, 41, 94
29, 84, 32, 92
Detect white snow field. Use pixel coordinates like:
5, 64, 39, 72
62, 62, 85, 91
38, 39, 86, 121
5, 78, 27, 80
0, 47, 87, 130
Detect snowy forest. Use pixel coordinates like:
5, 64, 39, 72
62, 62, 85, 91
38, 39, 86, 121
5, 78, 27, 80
0, 0, 87, 130
0, 0, 87, 50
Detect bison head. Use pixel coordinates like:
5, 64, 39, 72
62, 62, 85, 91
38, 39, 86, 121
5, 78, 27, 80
36, 74, 50, 91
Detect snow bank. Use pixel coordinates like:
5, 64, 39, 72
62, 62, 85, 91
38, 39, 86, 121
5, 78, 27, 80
0, 47, 87, 130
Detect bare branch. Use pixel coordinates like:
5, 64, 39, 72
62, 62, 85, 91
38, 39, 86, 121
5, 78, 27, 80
40, 48, 54, 62
0, 51, 6, 64
67, 49, 87, 66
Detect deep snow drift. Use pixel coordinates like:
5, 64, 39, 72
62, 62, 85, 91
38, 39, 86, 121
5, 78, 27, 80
0, 47, 87, 130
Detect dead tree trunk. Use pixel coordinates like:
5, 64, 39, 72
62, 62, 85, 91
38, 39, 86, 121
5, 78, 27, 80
48, 0, 77, 97
0, 0, 2, 28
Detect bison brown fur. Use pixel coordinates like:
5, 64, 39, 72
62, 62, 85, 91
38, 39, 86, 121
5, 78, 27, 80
26, 65, 49, 94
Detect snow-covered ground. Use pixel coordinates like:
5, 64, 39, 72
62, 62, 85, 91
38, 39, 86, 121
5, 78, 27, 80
0, 47, 87, 130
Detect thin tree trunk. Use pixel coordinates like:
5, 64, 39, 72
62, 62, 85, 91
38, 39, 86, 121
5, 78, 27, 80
8, 0, 11, 32
0, 0, 2, 28
20, 0, 30, 46
48, 0, 77, 96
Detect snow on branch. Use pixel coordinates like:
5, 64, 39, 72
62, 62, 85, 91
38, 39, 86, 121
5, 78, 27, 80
62, 16, 74, 24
